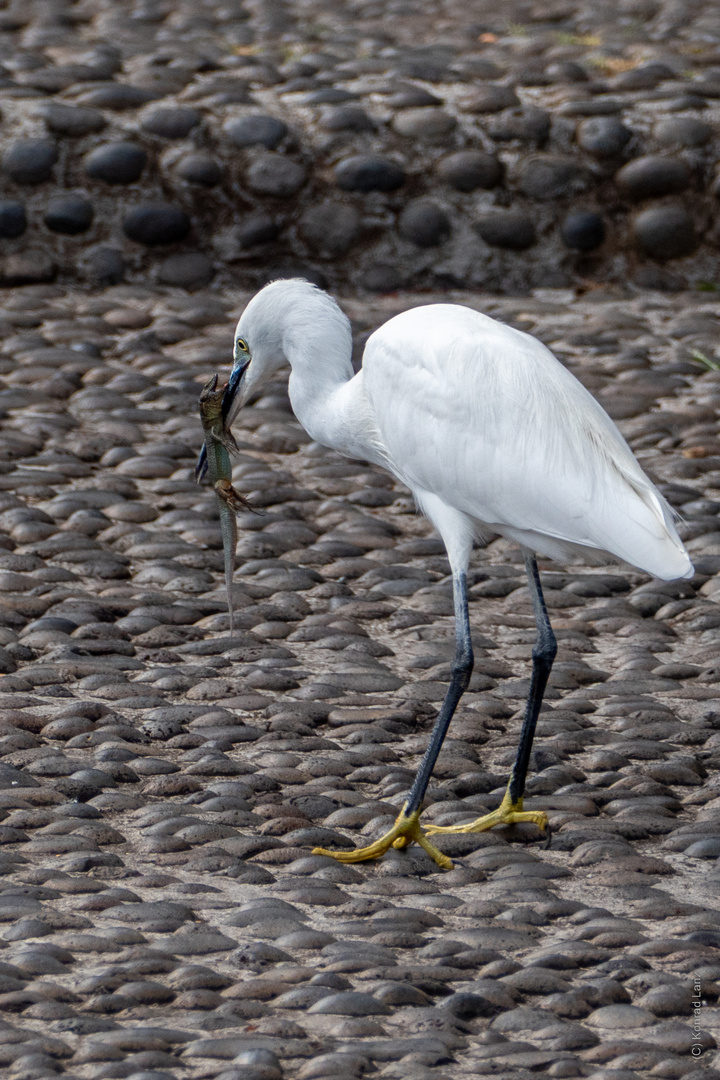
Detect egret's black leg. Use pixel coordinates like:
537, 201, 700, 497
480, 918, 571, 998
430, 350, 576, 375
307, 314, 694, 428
508, 553, 557, 805
313, 569, 473, 868
405, 569, 473, 815
426, 552, 554, 842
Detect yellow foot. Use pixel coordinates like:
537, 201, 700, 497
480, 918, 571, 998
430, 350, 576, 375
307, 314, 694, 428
425, 790, 549, 843
312, 804, 453, 870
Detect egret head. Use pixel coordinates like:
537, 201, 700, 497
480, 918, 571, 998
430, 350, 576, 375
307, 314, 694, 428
221, 310, 282, 423
221, 278, 353, 427
222, 278, 323, 423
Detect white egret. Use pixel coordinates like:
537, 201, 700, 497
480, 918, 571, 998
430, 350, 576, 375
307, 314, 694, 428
218, 278, 693, 868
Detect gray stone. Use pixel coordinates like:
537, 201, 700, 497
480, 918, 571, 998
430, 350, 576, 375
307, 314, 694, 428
274, 985, 336, 1008
475, 210, 536, 249
304, 88, 358, 104
441, 991, 501, 1018
157, 253, 215, 289
224, 115, 289, 149
44, 195, 94, 235
176, 153, 223, 187
392, 108, 456, 139
561, 211, 606, 251
335, 156, 405, 192
635, 983, 693, 1016
75, 84, 158, 109
632, 206, 696, 260
613, 62, 674, 89
577, 117, 633, 158
0, 763, 39, 788
103, 901, 195, 923
297, 1052, 370, 1079
546, 60, 589, 83
398, 199, 451, 247
236, 213, 281, 247
141, 107, 202, 139
461, 84, 520, 113
616, 155, 691, 199
0, 201, 26, 239
123, 203, 192, 246
246, 154, 306, 196
300, 202, 362, 255
518, 155, 584, 198
491, 1006, 558, 1032
487, 106, 551, 143
436, 150, 502, 191
41, 105, 106, 136
454, 927, 540, 950
84, 143, 147, 184
2, 139, 58, 184
308, 991, 392, 1016
322, 106, 375, 132
654, 117, 713, 147
156, 929, 237, 955
384, 87, 443, 108
586, 1004, 655, 1028
80, 246, 125, 285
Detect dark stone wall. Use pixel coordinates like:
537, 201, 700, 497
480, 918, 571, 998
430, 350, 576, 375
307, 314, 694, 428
0, 0, 717, 293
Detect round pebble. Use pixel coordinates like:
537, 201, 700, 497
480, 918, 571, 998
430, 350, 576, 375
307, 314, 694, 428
436, 150, 502, 191
224, 115, 289, 149
122, 202, 192, 246
561, 211, 606, 251
2, 139, 58, 184
44, 195, 94, 235
141, 107, 202, 139
236, 213, 280, 247
308, 991, 391, 1016
84, 143, 148, 184
392, 108, 456, 139
616, 155, 691, 199
518, 155, 583, 199
577, 117, 633, 158
654, 116, 713, 147
0, 200, 26, 238
461, 84, 520, 113
335, 155, 405, 192
176, 153, 223, 187
81, 246, 125, 285
41, 104, 106, 137
246, 153, 307, 197
157, 252, 214, 289
322, 106, 375, 132
632, 206, 697, 259
475, 210, 536, 249
300, 202, 362, 255
398, 199, 451, 247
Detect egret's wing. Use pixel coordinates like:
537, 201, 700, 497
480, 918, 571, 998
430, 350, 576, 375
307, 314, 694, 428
363, 305, 691, 581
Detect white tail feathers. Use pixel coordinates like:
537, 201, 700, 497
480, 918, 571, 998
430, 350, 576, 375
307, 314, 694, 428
619, 478, 693, 581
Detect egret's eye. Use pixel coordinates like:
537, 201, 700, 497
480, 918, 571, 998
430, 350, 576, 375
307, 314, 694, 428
236, 338, 249, 353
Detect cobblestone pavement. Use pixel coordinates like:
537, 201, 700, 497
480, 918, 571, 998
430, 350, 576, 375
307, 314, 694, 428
0, 1, 720, 1079
0, 281, 718, 1080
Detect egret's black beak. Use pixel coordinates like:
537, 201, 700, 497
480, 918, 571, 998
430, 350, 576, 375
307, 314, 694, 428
222, 358, 250, 424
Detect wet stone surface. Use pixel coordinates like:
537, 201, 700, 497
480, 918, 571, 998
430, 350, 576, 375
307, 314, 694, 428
0, 2, 716, 1080
0, 279, 714, 1080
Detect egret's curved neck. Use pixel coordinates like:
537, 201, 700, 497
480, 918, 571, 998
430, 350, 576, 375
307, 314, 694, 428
283, 303, 359, 454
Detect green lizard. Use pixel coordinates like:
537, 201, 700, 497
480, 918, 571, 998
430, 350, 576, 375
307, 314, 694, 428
197, 374, 254, 635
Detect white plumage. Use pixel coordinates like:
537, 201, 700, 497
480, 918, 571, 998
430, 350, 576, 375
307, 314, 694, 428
222, 278, 694, 866
230, 278, 692, 584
